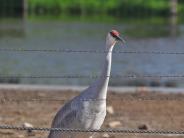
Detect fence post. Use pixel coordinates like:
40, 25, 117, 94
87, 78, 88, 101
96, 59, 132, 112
22, 0, 28, 18
170, 0, 178, 15
169, 0, 178, 37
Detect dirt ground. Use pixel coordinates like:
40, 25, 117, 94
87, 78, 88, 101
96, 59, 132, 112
0, 87, 184, 138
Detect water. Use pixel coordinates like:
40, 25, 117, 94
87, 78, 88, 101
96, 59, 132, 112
0, 16, 184, 86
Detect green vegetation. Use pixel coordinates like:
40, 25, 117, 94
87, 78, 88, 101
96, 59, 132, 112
1, 0, 23, 17
28, 0, 184, 16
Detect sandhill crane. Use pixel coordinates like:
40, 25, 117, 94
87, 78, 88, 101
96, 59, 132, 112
48, 30, 124, 138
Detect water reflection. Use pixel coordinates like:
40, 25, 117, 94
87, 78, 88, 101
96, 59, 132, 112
169, 14, 178, 37
0, 18, 26, 38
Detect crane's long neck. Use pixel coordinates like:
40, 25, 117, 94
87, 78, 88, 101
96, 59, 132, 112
94, 45, 114, 99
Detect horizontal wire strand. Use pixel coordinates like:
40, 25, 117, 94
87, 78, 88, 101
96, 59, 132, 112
0, 48, 184, 55
1, 75, 184, 79
0, 125, 184, 135
1, 97, 184, 104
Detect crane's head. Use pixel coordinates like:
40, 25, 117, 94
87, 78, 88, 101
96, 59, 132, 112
106, 30, 125, 48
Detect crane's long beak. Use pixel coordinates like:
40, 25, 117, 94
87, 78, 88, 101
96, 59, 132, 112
115, 35, 126, 45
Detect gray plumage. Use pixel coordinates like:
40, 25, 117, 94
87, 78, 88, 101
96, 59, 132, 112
48, 30, 124, 138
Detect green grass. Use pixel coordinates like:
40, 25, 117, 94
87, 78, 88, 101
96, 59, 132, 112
28, 0, 183, 16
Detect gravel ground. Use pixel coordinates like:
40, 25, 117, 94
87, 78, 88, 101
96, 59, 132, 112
0, 86, 184, 138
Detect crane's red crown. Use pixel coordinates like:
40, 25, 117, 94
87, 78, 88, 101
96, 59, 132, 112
110, 30, 120, 37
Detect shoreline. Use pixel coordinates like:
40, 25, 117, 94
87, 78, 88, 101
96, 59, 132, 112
0, 84, 184, 94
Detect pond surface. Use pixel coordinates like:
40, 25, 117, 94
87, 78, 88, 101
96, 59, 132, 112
0, 16, 184, 87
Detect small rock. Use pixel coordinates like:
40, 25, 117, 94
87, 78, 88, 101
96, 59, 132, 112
138, 124, 149, 130
108, 121, 122, 128
22, 122, 35, 136
107, 106, 114, 115
102, 133, 110, 138
22, 122, 33, 128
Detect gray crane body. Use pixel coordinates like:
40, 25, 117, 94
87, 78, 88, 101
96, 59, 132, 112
48, 30, 123, 138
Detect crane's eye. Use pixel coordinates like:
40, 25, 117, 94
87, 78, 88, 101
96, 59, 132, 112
110, 32, 117, 38
110, 30, 120, 39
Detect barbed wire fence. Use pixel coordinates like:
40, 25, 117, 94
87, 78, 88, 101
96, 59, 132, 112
1, 48, 184, 137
